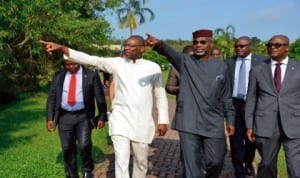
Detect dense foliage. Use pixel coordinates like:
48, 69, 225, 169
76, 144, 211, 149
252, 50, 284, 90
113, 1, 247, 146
143, 48, 169, 70
289, 38, 300, 60
0, 0, 123, 102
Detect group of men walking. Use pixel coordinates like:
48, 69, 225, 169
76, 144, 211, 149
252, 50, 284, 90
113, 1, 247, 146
43, 28, 300, 178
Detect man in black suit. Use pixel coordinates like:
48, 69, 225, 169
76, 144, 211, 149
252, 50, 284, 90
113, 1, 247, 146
46, 60, 107, 178
225, 36, 267, 178
245, 35, 300, 178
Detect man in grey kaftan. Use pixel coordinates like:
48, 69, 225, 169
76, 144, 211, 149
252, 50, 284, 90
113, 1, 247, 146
146, 30, 235, 178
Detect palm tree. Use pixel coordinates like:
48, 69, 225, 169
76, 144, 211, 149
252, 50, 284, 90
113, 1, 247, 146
117, 0, 154, 35
214, 24, 236, 59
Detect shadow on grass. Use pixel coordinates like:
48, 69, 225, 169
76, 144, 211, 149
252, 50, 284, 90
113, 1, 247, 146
0, 102, 45, 153
55, 145, 107, 168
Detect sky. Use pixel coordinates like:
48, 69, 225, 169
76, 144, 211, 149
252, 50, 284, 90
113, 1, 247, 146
106, 0, 300, 42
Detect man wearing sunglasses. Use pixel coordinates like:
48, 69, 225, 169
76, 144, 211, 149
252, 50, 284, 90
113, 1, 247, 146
146, 30, 235, 178
245, 35, 300, 178
225, 36, 267, 178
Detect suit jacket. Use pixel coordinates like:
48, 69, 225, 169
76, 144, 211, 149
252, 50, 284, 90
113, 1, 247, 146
245, 58, 300, 139
46, 66, 107, 125
165, 66, 180, 95
225, 53, 268, 92
154, 42, 235, 138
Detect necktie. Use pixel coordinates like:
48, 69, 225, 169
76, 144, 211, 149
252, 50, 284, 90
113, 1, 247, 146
274, 63, 282, 93
237, 59, 246, 98
67, 73, 76, 106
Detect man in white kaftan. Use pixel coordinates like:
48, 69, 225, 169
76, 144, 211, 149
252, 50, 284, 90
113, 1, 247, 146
41, 35, 169, 178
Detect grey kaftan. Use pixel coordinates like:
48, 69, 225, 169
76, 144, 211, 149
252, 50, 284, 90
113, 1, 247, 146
156, 43, 235, 138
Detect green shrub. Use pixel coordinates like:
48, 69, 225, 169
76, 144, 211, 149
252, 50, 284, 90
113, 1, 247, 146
143, 49, 169, 71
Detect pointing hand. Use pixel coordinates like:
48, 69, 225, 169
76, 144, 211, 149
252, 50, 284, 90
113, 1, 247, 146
145, 33, 160, 47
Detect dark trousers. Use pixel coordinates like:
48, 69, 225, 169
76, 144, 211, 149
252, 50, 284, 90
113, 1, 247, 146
230, 99, 256, 178
179, 144, 186, 178
58, 111, 93, 178
256, 114, 300, 178
179, 131, 226, 178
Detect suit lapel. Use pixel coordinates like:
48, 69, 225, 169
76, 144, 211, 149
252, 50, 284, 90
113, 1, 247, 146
82, 66, 88, 103
251, 54, 260, 67
228, 57, 236, 85
262, 59, 277, 94
281, 59, 296, 93
58, 71, 66, 103
231, 58, 237, 78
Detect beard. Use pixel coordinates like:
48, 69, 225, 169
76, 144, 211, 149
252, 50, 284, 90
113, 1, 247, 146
194, 51, 205, 56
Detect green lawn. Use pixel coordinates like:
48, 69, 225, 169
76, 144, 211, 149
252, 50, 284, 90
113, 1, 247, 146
0, 92, 111, 178
278, 150, 287, 178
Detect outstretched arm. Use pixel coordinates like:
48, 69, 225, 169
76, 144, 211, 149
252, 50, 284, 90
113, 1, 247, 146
40, 40, 70, 56
40, 40, 114, 73
145, 33, 184, 71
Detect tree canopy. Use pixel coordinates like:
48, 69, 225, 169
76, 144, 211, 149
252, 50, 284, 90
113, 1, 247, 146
289, 38, 300, 60
0, 0, 122, 93
117, 0, 154, 35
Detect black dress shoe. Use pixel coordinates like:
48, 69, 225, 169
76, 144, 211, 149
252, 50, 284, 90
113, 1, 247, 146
245, 166, 255, 176
83, 172, 93, 178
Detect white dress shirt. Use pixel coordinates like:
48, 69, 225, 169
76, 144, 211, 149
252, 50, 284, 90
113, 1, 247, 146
67, 49, 169, 144
61, 66, 85, 111
233, 54, 252, 99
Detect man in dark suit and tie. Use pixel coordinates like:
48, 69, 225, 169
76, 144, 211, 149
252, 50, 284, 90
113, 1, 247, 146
46, 60, 107, 178
225, 36, 267, 178
245, 35, 300, 178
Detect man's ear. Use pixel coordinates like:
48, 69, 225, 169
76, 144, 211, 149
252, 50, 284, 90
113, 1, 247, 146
285, 46, 290, 53
140, 46, 146, 53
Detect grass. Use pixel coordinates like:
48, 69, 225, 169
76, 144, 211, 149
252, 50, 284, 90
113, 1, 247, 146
253, 147, 287, 178
278, 148, 287, 178
0, 92, 111, 178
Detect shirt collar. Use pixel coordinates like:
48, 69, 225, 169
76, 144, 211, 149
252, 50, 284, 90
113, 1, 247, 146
271, 56, 289, 65
237, 53, 252, 61
125, 58, 144, 64
67, 65, 82, 75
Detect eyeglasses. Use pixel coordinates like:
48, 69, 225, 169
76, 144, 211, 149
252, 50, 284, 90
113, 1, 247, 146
193, 40, 209, 45
234, 44, 249, 48
266, 43, 288, 49
124, 44, 144, 48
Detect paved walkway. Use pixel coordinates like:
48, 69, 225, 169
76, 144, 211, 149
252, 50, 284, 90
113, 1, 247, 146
93, 98, 236, 178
